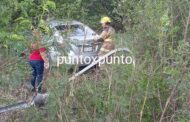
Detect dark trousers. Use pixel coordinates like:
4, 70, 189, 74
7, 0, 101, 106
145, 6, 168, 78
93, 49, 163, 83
29, 60, 44, 92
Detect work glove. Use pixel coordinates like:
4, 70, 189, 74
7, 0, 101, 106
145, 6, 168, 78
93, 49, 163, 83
20, 52, 26, 57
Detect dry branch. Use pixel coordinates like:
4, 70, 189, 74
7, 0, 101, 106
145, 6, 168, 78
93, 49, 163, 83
159, 80, 181, 122
184, 11, 190, 42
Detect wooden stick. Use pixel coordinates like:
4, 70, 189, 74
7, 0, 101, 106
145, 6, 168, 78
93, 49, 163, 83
184, 11, 190, 42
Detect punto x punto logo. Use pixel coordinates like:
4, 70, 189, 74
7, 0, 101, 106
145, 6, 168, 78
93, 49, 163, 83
57, 55, 134, 67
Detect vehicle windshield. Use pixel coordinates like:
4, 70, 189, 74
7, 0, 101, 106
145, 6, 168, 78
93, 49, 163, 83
55, 24, 85, 36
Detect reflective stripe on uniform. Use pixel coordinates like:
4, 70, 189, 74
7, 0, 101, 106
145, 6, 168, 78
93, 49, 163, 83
104, 38, 112, 42
100, 48, 110, 52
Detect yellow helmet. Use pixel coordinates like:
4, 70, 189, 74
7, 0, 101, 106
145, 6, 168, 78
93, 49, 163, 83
100, 16, 111, 23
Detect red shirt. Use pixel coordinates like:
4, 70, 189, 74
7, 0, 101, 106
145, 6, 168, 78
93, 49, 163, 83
29, 47, 46, 61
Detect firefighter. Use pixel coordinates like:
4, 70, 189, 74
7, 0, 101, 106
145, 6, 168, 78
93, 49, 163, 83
95, 16, 115, 56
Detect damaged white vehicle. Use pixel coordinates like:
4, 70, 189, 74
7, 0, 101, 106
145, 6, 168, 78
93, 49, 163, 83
42, 20, 101, 66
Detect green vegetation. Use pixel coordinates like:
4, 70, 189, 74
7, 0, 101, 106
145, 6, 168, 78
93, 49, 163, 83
1, 0, 190, 121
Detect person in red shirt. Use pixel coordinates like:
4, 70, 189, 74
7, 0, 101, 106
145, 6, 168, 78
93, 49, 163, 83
29, 39, 49, 93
